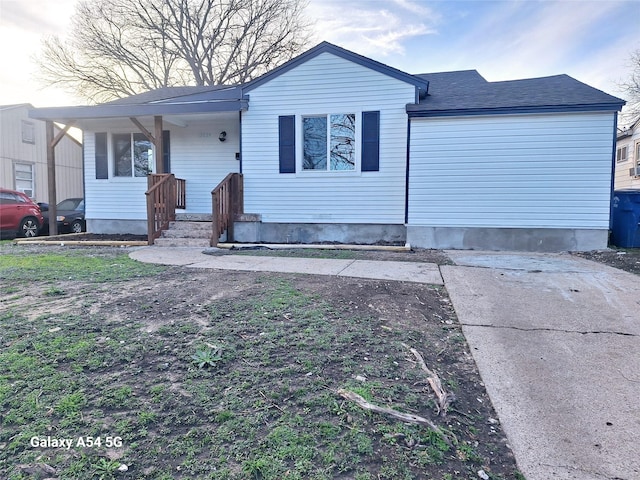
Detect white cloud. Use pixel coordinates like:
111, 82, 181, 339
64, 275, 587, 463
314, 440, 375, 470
307, 0, 438, 56
389, 0, 437, 17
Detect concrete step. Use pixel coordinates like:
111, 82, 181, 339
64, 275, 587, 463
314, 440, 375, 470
175, 213, 212, 222
161, 229, 210, 239
154, 237, 211, 247
168, 221, 211, 231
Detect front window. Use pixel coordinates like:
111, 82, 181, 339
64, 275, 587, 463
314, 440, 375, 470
113, 133, 153, 177
303, 113, 355, 171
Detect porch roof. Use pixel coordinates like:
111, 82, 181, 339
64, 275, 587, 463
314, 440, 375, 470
29, 86, 247, 122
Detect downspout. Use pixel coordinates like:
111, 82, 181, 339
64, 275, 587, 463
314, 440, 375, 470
238, 110, 243, 174
404, 115, 411, 225
81, 130, 86, 226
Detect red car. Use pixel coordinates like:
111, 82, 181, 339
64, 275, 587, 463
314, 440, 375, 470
0, 188, 44, 238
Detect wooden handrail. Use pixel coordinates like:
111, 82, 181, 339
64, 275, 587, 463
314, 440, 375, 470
145, 173, 185, 245
211, 172, 243, 246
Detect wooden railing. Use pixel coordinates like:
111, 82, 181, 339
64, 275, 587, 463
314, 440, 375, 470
145, 174, 185, 245
211, 173, 243, 246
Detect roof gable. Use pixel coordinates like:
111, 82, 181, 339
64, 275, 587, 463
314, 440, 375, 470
243, 41, 429, 94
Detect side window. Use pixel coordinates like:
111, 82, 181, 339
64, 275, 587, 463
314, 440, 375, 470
616, 146, 628, 163
14, 163, 34, 198
0, 192, 17, 204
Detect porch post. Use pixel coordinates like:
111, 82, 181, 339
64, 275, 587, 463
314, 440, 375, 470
45, 121, 58, 236
154, 116, 163, 174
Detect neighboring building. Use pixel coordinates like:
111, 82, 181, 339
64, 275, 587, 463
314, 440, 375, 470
615, 117, 640, 190
0, 104, 83, 203
30, 42, 625, 251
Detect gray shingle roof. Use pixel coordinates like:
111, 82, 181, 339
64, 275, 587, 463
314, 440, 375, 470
105, 85, 237, 105
409, 71, 625, 115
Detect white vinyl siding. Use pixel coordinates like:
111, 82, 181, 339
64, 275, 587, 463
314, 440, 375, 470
84, 132, 150, 221
83, 115, 239, 221
169, 117, 240, 213
408, 112, 615, 229
242, 52, 414, 224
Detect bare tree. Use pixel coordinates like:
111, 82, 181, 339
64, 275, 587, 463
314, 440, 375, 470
38, 0, 310, 103
619, 48, 640, 125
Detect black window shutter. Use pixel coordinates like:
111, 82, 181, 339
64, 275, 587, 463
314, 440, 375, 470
361, 111, 380, 172
95, 132, 108, 179
279, 115, 296, 173
162, 130, 171, 173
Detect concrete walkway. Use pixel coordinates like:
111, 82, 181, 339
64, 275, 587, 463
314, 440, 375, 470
129, 246, 640, 480
129, 247, 444, 285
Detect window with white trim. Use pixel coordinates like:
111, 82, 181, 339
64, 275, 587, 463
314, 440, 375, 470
302, 113, 356, 171
14, 163, 34, 198
113, 133, 154, 177
616, 145, 628, 163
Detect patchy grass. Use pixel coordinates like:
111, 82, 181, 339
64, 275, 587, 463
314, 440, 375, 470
0, 245, 520, 479
0, 246, 165, 283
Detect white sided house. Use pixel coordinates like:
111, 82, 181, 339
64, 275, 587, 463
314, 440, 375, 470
30, 42, 625, 251
615, 117, 640, 190
1, 104, 83, 202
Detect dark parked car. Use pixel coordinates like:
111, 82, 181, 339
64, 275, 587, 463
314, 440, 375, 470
41, 198, 85, 234
0, 188, 44, 238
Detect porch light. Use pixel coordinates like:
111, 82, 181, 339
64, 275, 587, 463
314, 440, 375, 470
219, 131, 227, 142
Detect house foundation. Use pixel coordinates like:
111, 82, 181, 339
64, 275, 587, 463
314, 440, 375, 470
87, 219, 147, 236
233, 220, 407, 245
407, 226, 608, 252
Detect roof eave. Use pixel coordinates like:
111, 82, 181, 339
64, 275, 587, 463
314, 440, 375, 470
407, 102, 625, 118
29, 99, 248, 122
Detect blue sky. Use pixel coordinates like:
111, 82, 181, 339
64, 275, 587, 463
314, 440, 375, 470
1, 0, 639, 117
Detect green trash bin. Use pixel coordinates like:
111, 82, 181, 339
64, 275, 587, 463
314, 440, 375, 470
611, 190, 640, 248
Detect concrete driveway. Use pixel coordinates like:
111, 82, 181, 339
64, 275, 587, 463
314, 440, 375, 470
442, 251, 640, 480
